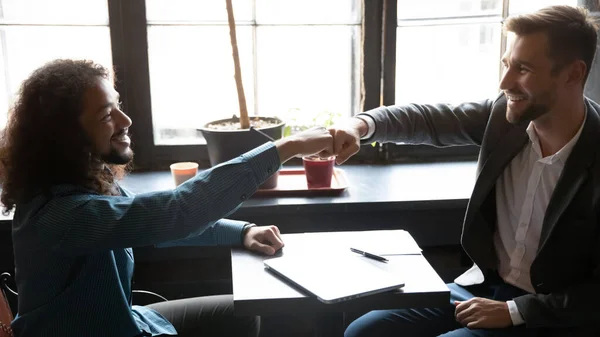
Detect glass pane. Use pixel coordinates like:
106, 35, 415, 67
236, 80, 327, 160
147, 26, 254, 145
146, 0, 252, 22
509, 0, 579, 15
398, 0, 502, 20
0, 26, 112, 127
256, 0, 361, 24
0, 39, 7, 128
0, 0, 108, 24
256, 26, 359, 130
395, 24, 501, 105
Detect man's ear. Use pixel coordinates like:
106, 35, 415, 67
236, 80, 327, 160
564, 60, 587, 87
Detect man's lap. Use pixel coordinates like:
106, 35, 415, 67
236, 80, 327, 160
148, 294, 260, 337
344, 283, 539, 337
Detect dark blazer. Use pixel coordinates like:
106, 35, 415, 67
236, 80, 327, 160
360, 94, 600, 334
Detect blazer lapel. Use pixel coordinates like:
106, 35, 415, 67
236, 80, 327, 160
538, 103, 599, 251
470, 124, 529, 209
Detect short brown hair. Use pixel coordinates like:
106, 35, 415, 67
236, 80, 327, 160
504, 5, 599, 83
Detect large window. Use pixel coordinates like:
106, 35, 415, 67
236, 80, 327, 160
145, 0, 361, 145
0, 0, 594, 169
0, 0, 112, 127
394, 0, 579, 105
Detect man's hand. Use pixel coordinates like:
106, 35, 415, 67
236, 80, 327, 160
454, 298, 513, 329
274, 126, 334, 163
328, 118, 367, 165
242, 225, 284, 255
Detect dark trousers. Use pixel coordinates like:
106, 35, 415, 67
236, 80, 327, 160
344, 277, 544, 337
147, 294, 260, 337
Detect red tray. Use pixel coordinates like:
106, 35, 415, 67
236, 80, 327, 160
253, 168, 348, 197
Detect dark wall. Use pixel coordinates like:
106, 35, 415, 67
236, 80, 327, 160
583, 1, 600, 102
585, 25, 600, 102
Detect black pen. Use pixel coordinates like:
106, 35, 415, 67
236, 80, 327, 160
350, 247, 389, 262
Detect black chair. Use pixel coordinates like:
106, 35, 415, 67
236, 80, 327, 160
0, 273, 15, 337
0, 271, 167, 318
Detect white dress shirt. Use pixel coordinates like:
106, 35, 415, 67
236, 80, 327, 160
356, 115, 376, 139
495, 112, 586, 325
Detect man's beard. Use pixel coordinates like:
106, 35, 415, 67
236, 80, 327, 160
509, 103, 550, 125
101, 146, 134, 165
507, 89, 554, 125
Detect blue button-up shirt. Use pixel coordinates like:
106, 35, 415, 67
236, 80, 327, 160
10, 143, 280, 337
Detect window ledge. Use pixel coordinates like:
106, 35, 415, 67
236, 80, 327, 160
122, 161, 477, 217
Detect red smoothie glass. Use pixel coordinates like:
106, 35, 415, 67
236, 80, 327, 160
302, 155, 335, 188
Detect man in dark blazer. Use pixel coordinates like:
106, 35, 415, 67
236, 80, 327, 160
333, 5, 600, 337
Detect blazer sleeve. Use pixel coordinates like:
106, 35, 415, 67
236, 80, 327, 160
357, 96, 500, 147
31, 143, 280, 255
513, 258, 600, 329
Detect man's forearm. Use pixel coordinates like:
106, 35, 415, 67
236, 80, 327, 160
357, 99, 494, 147
155, 219, 248, 248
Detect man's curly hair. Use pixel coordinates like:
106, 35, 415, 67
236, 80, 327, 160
0, 59, 129, 213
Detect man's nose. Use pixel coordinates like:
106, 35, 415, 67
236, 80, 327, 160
115, 109, 132, 129
499, 68, 514, 91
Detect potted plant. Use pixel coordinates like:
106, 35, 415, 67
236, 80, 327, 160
198, 0, 285, 189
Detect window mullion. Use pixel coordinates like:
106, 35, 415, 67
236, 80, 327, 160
381, 0, 397, 107
252, 0, 258, 116
499, 0, 510, 83
108, 0, 155, 169
361, 0, 383, 112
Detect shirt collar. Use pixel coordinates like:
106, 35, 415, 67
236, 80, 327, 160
525, 106, 587, 165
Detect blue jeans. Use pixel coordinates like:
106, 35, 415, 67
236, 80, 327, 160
345, 279, 542, 337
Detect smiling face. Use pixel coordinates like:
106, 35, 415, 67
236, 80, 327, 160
499, 32, 564, 125
79, 77, 133, 164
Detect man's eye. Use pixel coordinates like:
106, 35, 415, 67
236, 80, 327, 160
519, 66, 529, 73
102, 113, 112, 121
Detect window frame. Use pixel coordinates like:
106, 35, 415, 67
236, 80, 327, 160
109, 0, 378, 170
109, 0, 593, 170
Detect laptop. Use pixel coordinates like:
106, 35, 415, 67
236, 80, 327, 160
263, 253, 405, 304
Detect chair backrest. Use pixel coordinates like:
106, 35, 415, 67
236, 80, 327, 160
0, 273, 14, 337
0, 290, 13, 337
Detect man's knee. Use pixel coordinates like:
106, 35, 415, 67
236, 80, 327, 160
233, 315, 260, 337
345, 310, 405, 337
345, 307, 456, 337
